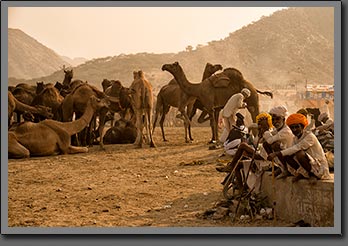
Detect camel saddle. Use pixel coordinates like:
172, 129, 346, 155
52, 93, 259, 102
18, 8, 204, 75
208, 73, 231, 88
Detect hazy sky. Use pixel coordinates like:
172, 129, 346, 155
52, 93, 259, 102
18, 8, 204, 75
8, 7, 286, 60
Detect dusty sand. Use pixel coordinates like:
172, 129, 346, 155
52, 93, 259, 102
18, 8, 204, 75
8, 127, 290, 228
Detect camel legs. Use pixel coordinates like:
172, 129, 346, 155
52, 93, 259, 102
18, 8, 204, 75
67, 145, 88, 154
145, 109, 156, 148
8, 132, 30, 158
97, 107, 109, 150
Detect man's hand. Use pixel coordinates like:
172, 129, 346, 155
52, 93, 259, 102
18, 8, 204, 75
267, 151, 281, 161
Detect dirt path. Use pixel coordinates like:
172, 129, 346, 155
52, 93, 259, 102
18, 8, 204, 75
8, 127, 289, 228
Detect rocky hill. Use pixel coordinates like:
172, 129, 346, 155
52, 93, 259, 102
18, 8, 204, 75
8, 28, 71, 79
8, 7, 334, 93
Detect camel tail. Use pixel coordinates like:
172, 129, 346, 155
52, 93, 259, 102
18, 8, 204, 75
256, 89, 273, 99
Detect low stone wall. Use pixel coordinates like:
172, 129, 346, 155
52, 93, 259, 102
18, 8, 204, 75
260, 171, 334, 227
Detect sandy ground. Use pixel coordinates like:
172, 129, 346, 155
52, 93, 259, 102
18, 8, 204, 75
8, 127, 290, 228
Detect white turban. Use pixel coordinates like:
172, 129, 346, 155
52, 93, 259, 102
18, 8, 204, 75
241, 88, 251, 98
318, 112, 328, 122
269, 105, 288, 118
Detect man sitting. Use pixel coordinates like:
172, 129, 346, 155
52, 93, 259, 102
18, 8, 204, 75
223, 112, 248, 156
262, 106, 294, 179
216, 113, 272, 191
267, 113, 331, 183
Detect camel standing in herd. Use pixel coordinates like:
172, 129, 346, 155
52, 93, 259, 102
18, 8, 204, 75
153, 63, 223, 143
8, 95, 109, 158
129, 70, 156, 148
162, 62, 272, 143
61, 83, 108, 147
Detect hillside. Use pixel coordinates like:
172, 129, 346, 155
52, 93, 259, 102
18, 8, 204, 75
8, 7, 334, 93
8, 28, 71, 79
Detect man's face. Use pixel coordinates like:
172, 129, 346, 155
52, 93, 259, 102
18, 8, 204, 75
236, 118, 243, 126
258, 117, 269, 131
271, 114, 285, 130
289, 123, 304, 138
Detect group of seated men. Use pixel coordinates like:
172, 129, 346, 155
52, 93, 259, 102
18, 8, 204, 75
216, 105, 333, 192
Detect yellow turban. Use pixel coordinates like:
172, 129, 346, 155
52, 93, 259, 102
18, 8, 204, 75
256, 112, 273, 128
286, 113, 308, 127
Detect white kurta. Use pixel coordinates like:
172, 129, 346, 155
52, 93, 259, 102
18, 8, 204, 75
220, 93, 245, 142
263, 125, 294, 150
280, 131, 331, 179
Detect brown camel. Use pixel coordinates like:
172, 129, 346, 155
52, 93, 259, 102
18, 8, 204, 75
11, 83, 37, 123
62, 68, 85, 91
153, 63, 223, 142
96, 79, 134, 149
162, 62, 270, 142
61, 83, 108, 147
129, 70, 156, 148
31, 84, 64, 120
8, 95, 109, 159
103, 118, 137, 144
8, 91, 53, 127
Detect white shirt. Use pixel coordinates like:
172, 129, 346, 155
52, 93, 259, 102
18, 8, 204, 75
221, 93, 244, 118
280, 131, 330, 179
263, 124, 294, 150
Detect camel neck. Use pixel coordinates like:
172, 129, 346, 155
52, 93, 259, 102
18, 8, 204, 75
63, 100, 96, 136
171, 70, 202, 98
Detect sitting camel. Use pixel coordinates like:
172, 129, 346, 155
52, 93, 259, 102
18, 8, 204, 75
8, 95, 109, 159
103, 118, 137, 144
153, 63, 223, 143
129, 70, 156, 148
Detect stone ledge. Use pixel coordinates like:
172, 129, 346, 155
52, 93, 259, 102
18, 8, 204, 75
260, 171, 334, 227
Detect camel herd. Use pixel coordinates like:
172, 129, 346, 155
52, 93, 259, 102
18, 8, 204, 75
8, 62, 273, 159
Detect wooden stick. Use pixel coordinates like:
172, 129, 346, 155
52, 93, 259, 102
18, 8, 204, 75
272, 159, 277, 225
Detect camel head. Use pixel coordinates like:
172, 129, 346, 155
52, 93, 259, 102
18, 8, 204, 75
63, 69, 73, 88
36, 105, 54, 119
88, 95, 110, 110
161, 62, 182, 75
206, 63, 223, 74
101, 79, 112, 92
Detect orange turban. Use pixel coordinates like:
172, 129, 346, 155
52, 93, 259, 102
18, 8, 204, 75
286, 113, 308, 127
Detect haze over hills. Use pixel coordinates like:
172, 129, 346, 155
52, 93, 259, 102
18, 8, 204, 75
8, 28, 72, 79
8, 7, 334, 94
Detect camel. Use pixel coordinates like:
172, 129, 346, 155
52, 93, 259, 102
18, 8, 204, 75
8, 91, 53, 127
162, 62, 271, 143
93, 79, 134, 149
101, 79, 113, 92
11, 83, 37, 123
62, 68, 85, 91
153, 63, 223, 142
61, 83, 109, 147
129, 70, 156, 148
31, 84, 64, 120
8, 95, 109, 159
103, 118, 137, 144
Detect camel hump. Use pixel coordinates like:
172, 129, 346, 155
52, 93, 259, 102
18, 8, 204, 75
208, 73, 231, 88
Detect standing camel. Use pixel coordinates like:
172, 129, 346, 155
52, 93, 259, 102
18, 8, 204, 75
9, 95, 109, 158
61, 83, 108, 147
162, 62, 270, 143
153, 63, 222, 142
129, 70, 156, 148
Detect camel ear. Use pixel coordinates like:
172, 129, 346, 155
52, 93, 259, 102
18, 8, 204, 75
174, 61, 178, 65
